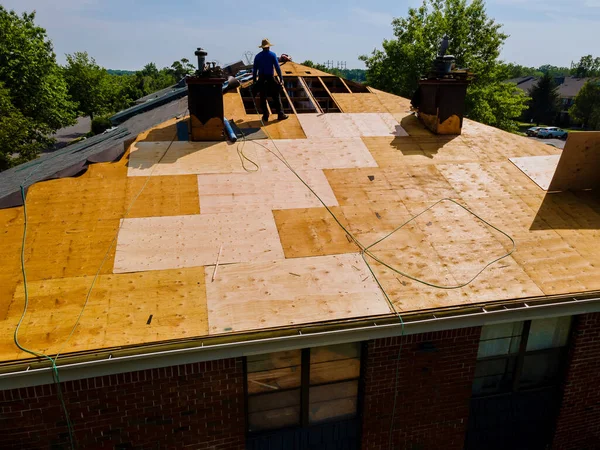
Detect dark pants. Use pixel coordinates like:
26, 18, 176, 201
257, 76, 283, 115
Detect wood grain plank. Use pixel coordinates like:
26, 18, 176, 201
205, 253, 392, 334
113, 211, 285, 273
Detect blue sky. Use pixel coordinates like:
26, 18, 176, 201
3, 0, 600, 71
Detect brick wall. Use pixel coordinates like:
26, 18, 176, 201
361, 327, 481, 450
553, 312, 600, 450
0, 358, 245, 449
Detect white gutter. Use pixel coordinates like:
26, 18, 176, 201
1, 295, 599, 390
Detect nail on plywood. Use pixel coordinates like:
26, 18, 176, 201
196, 169, 339, 214
113, 211, 285, 273
2, 268, 208, 361
205, 253, 392, 334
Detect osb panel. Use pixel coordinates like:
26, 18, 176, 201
113, 211, 285, 273
548, 132, 600, 192
273, 207, 359, 258
196, 169, 339, 214
331, 93, 389, 113
205, 253, 392, 334
297, 113, 408, 138
509, 155, 560, 191
128, 141, 258, 176
0, 268, 207, 361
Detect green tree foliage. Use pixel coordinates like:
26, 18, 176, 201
527, 73, 560, 125
0, 7, 76, 169
167, 58, 196, 80
500, 62, 542, 79
301, 61, 366, 82
359, 0, 528, 132
538, 65, 570, 77
570, 55, 600, 78
569, 80, 600, 129
63, 52, 111, 120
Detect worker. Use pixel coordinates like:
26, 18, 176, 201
253, 38, 288, 122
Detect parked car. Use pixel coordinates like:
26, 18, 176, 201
537, 127, 568, 139
526, 126, 543, 137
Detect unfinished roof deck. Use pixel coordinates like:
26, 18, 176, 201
1, 66, 600, 368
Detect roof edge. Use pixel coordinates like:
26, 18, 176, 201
1, 292, 599, 390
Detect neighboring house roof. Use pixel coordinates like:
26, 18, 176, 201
509, 75, 596, 99
1, 63, 599, 377
558, 77, 596, 98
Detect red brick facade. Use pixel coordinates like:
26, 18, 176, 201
553, 312, 600, 450
0, 358, 245, 450
361, 327, 481, 450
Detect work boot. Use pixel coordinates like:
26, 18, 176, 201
278, 113, 289, 121
262, 113, 269, 123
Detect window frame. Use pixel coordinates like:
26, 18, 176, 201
472, 318, 572, 398
243, 342, 366, 434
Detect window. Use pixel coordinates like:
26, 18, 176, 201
472, 316, 571, 397
246, 343, 361, 432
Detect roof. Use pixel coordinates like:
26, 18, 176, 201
508, 75, 597, 98
1, 63, 600, 371
0, 97, 188, 209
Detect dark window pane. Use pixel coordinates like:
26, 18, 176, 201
248, 389, 301, 432
247, 350, 301, 372
526, 317, 571, 352
310, 343, 361, 385
309, 381, 358, 424
473, 358, 516, 396
519, 352, 562, 390
310, 343, 360, 364
477, 322, 523, 358
247, 350, 302, 394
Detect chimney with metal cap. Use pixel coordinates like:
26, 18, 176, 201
411, 35, 472, 135
186, 47, 226, 141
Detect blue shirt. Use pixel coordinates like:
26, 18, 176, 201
253, 50, 282, 81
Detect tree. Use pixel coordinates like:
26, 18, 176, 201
527, 73, 560, 125
500, 62, 542, 79
167, 58, 196, 80
570, 55, 600, 78
360, 0, 527, 132
0, 7, 76, 170
569, 80, 600, 129
538, 65, 570, 77
63, 52, 111, 120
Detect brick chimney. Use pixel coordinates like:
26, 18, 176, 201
186, 48, 226, 141
415, 78, 469, 135
411, 35, 472, 135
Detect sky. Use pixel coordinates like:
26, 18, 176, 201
2, 0, 600, 71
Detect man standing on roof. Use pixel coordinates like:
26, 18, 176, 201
253, 38, 288, 122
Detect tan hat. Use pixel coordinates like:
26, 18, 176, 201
259, 38, 273, 49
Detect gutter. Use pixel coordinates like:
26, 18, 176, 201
1, 294, 599, 390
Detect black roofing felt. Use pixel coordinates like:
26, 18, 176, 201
0, 97, 189, 209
